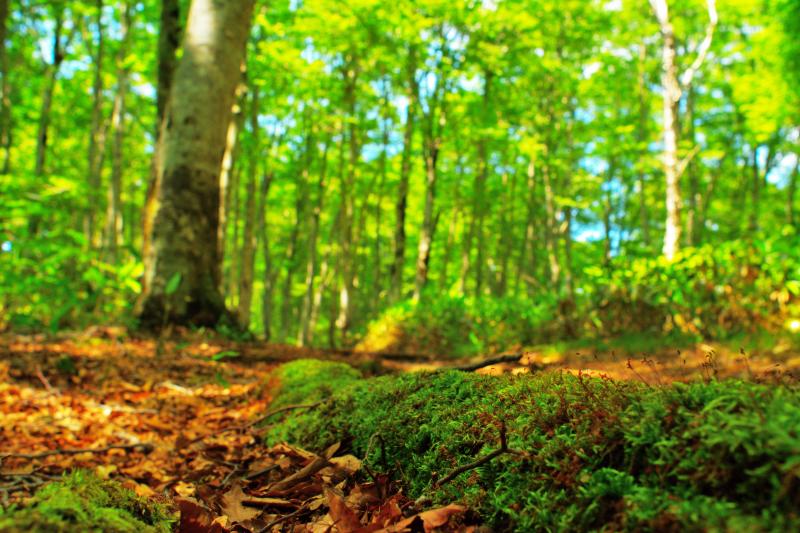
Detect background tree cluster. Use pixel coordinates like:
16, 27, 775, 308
0, 0, 798, 346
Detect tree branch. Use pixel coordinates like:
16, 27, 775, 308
680, 0, 719, 89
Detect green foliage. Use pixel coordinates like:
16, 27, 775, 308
266, 360, 800, 531
358, 295, 558, 357
584, 234, 800, 338
0, 471, 174, 533
359, 235, 800, 356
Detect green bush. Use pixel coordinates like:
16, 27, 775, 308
584, 234, 800, 338
265, 360, 800, 531
357, 295, 558, 357
0, 471, 174, 533
357, 235, 800, 356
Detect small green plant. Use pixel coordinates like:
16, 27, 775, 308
0, 471, 174, 533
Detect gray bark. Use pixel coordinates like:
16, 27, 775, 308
137, 0, 255, 328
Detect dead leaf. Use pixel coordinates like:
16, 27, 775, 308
220, 483, 262, 524
325, 485, 363, 532
379, 505, 467, 533
177, 497, 229, 533
330, 455, 362, 475
268, 442, 340, 493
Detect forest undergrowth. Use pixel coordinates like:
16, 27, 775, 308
1, 329, 799, 531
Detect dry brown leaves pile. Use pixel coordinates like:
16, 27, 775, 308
0, 330, 475, 532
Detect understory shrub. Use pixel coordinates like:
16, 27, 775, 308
0, 471, 174, 532
358, 234, 800, 356
266, 360, 800, 531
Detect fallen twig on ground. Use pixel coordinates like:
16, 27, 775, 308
452, 354, 524, 372
435, 423, 522, 487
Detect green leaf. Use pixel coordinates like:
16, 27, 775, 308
212, 350, 240, 362
165, 273, 182, 296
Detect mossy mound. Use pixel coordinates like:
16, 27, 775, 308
266, 360, 800, 531
0, 472, 174, 533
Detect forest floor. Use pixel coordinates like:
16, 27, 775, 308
1, 329, 799, 531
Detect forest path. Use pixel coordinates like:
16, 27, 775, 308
0, 331, 478, 531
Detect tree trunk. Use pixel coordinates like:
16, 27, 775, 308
35, 8, 66, 179
86, 0, 106, 247
136, 0, 255, 329
472, 70, 493, 297
789, 159, 799, 228
518, 160, 538, 295
390, 46, 417, 302
105, 1, 133, 263
413, 139, 439, 301
542, 163, 560, 286
258, 170, 274, 339
0, 0, 9, 174
299, 137, 330, 346
220, 81, 247, 303
157, 0, 180, 125
142, 0, 181, 295
651, 0, 682, 260
237, 85, 260, 328
636, 44, 650, 248
650, 0, 717, 259
336, 55, 360, 341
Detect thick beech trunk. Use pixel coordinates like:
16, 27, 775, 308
142, 0, 181, 294
137, 0, 255, 329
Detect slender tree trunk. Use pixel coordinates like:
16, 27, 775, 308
472, 70, 493, 297
685, 85, 701, 245
237, 85, 260, 328
86, 0, 106, 247
136, 0, 255, 328
258, 170, 274, 339
788, 159, 799, 228
337, 55, 359, 341
0, 0, 9, 174
652, 1, 682, 259
413, 138, 439, 301
518, 160, 538, 295
636, 44, 650, 248
390, 46, 417, 302
749, 146, 760, 232
650, 0, 717, 259
105, 2, 133, 263
280, 154, 310, 341
35, 8, 66, 179
542, 163, 560, 286
299, 137, 330, 346
220, 81, 247, 305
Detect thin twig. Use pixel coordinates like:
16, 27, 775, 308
435, 423, 521, 487
1, 443, 154, 460
452, 354, 525, 372
257, 507, 307, 533
34, 365, 58, 395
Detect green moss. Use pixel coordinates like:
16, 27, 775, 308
0, 472, 174, 533
266, 360, 800, 531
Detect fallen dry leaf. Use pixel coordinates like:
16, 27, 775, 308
324, 485, 363, 532
220, 483, 262, 524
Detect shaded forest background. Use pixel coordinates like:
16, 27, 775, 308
1, 0, 799, 355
